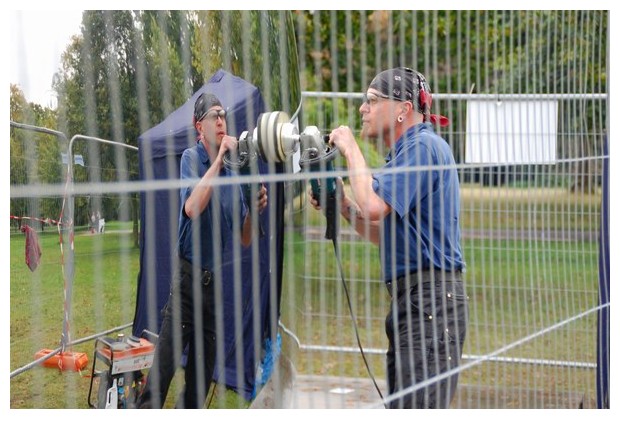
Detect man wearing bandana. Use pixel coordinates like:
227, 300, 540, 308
138, 93, 268, 408
312, 68, 468, 408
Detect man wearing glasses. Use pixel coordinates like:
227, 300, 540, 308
138, 93, 268, 408
313, 68, 468, 408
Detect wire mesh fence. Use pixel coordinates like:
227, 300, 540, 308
9, 10, 609, 412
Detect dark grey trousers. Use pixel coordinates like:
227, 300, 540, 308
137, 259, 216, 409
385, 270, 468, 409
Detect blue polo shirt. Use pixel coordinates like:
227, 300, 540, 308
372, 123, 465, 282
177, 141, 247, 271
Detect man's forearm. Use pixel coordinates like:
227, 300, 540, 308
344, 145, 389, 222
340, 196, 381, 245
184, 157, 223, 219
240, 213, 253, 247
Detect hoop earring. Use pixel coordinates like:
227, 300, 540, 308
397, 115, 404, 123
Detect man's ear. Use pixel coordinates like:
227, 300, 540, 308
402, 100, 413, 116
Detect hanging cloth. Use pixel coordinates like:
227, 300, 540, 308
20, 224, 42, 272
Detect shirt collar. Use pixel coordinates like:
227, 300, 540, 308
196, 139, 233, 178
385, 122, 432, 162
196, 139, 211, 166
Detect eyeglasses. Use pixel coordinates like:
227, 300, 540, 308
361, 92, 391, 106
200, 109, 227, 122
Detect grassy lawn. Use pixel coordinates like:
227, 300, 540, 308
279, 233, 599, 376
10, 184, 602, 408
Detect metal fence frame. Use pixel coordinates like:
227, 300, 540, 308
10, 122, 138, 378
286, 91, 608, 378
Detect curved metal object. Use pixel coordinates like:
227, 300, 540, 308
223, 130, 254, 170
254, 112, 339, 167
267, 111, 286, 162
256, 111, 297, 163
226, 110, 339, 168
298, 144, 339, 169
298, 125, 339, 169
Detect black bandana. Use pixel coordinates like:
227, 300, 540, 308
368, 67, 430, 113
193, 93, 223, 124
368, 67, 449, 127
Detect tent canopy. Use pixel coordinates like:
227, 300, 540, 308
138, 69, 264, 160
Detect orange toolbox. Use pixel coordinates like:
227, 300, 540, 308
34, 349, 89, 372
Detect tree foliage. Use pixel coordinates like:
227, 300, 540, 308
192, 11, 301, 113
54, 11, 189, 230
293, 10, 607, 176
10, 85, 65, 228
10, 9, 609, 230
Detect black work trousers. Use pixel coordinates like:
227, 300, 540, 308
138, 258, 216, 408
385, 270, 468, 409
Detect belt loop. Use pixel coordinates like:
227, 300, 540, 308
179, 257, 212, 286
385, 280, 394, 298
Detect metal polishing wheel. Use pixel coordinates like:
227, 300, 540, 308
256, 111, 298, 163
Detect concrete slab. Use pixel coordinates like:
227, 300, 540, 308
289, 374, 386, 409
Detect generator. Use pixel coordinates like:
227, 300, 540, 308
87, 330, 157, 409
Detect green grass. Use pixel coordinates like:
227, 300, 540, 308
280, 184, 601, 403
280, 234, 599, 365
10, 185, 603, 408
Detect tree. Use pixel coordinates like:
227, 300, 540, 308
10, 85, 64, 230
53, 11, 223, 239
9, 85, 29, 228
191, 11, 301, 114
51, 10, 607, 198
293, 10, 607, 186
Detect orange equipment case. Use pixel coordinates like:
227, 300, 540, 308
34, 349, 89, 372
95, 337, 155, 374
87, 331, 157, 408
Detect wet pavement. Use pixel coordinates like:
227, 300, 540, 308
289, 374, 387, 409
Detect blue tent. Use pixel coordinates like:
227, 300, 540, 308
596, 136, 609, 409
132, 69, 284, 401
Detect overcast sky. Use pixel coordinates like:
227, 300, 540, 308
8, 10, 83, 107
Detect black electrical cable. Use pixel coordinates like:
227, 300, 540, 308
330, 235, 387, 408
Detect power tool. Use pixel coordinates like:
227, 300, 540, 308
224, 111, 339, 239
223, 111, 384, 404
